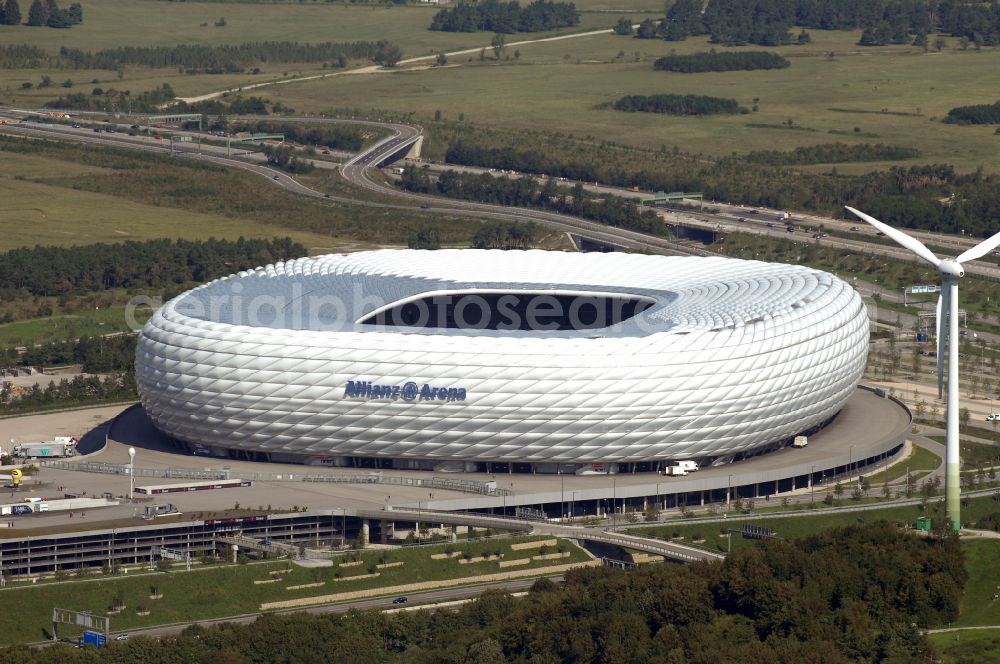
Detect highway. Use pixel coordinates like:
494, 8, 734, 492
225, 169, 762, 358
3, 107, 999, 283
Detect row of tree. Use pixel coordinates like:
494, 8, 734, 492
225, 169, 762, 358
0, 523, 965, 661
742, 142, 921, 165
653, 50, 790, 72
54, 40, 389, 71
262, 144, 314, 174
944, 100, 1000, 125
1, 373, 135, 414
0, 43, 45, 66
471, 220, 537, 249
613, 93, 744, 116
0, 237, 305, 296
0, 0, 81, 28
44, 82, 177, 112
430, 0, 578, 33
400, 167, 666, 236
229, 120, 367, 151
1, 334, 136, 372
647, 0, 1000, 47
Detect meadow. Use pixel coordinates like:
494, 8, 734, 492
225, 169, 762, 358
263, 28, 1000, 172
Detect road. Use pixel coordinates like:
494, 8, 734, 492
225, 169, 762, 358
176, 26, 626, 104
4, 108, 1000, 288
0, 115, 710, 258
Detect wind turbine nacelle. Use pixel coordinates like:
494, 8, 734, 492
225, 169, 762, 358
938, 260, 964, 278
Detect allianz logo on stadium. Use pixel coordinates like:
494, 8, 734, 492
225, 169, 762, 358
343, 380, 468, 402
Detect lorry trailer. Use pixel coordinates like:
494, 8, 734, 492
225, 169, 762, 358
13, 436, 77, 459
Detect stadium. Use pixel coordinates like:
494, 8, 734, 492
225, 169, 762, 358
135, 250, 869, 472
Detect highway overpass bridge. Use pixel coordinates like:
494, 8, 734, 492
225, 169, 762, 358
353, 507, 724, 564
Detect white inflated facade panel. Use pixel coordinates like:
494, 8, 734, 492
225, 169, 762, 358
135, 250, 869, 463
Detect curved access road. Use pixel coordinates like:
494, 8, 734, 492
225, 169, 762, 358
0, 116, 709, 258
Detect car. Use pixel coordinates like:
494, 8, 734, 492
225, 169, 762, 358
849, 226, 859, 231
738, 217, 746, 223
273, 175, 280, 180
748, 209, 758, 214
321, 149, 331, 154
987, 414, 1000, 422
115, 634, 129, 641
419, 204, 429, 209
392, 597, 408, 604
324, 193, 331, 198
72, 123, 81, 128
130, 124, 140, 129
93, 128, 102, 133
766, 222, 776, 228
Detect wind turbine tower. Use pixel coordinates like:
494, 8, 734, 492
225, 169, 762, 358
846, 206, 1000, 531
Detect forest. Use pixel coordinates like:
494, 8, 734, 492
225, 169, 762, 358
944, 100, 1000, 125
441, 132, 1000, 238
0, 0, 82, 28
653, 0, 1000, 47
429, 0, 578, 33
400, 167, 665, 236
0, 237, 305, 297
613, 93, 744, 116
0, 523, 964, 662
652, 50, 789, 72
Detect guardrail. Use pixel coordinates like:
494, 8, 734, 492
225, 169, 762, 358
40, 461, 508, 496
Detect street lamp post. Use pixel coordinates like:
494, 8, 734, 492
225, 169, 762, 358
559, 470, 564, 521
810, 465, 815, 503
128, 447, 136, 502
612, 475, 616, 528
727, 474, 733, 508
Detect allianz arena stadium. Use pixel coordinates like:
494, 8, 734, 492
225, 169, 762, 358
135, 249, 869, 471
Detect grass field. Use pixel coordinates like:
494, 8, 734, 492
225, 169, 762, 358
929, 628, 1000, 663
261, 28, 1000, 173
0, 0, 652, 111
0, 536, 588, 644
860, 444, 942, 486
953, 539, 1000, 628
0, 305, 149, 346
630, 495, 1000, 554
0, 162, 339, 251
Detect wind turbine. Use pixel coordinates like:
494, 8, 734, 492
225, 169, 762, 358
846, 206, 1000, 531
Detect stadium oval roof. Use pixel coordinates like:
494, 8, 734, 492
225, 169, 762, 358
136, 250, 869, 464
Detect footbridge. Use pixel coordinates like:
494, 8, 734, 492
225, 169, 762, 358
354, 508, 724, 564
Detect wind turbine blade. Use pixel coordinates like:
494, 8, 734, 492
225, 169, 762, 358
936, 291, 946, 400
844, 207, 942, 268
956, 230, 1000, 264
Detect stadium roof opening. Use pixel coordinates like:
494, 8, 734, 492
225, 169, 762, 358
359, 290, 655, 332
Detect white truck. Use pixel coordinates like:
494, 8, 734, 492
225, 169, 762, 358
13, 436, 77, 459
663, 465, 688, 476
792, 435, 809, 448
